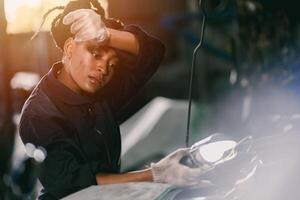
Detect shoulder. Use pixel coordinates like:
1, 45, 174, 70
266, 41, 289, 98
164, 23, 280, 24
19, 78, 66, 146
21, 76, 63, 121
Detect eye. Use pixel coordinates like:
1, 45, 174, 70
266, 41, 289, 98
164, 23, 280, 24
109, 58, 119, 68
110, 59, 120, 68
109, 62, 116, 68
91, 50, 101, 59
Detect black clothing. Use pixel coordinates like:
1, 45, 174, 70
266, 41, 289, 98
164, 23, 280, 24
19, 25, 165, 199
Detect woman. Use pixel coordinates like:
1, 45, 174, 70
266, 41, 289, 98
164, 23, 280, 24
19, 0, 208, 199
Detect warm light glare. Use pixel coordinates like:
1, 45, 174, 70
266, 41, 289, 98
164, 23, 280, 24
4, 0, 108, 34
4, 0, 42, 22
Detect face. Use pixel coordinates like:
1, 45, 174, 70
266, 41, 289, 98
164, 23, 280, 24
62, 38, 119, 94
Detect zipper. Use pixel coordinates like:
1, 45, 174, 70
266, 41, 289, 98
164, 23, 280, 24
94, 128, 112, 165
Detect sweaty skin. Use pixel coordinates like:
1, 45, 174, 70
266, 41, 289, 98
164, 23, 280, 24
58, 28, 139, 95
58, 39, 118, 94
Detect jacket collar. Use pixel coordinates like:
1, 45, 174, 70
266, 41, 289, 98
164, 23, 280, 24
43, 62, 96, 105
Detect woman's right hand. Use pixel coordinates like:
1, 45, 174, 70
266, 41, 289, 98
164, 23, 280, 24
63, 9, 110, 43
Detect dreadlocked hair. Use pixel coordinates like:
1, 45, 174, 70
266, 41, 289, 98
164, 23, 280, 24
51, 0, 106, 51
31, 6, 65, 40
33, 0, 124, 51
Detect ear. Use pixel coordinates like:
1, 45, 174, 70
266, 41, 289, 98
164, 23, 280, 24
63, 37, 74, 59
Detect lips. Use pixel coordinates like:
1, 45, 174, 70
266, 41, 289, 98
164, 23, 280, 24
88, 75, 102, 86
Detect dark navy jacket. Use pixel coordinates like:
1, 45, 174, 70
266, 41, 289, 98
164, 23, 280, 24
19, 25, 165, 199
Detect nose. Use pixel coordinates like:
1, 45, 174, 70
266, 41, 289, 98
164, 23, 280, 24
96, 60, 109, 76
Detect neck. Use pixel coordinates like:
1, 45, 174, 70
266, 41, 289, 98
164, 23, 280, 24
57, 64, 82, 94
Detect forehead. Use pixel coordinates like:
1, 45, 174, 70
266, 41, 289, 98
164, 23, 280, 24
82, 41, 117, 55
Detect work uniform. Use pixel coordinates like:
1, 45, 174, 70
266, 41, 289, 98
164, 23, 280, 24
19, 25, 165, 199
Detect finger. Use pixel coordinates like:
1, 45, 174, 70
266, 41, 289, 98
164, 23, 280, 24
74, 27, 108, 42
74, 30, 101, 42
74, 30, 93, 42
70, 19, 87, 34
63, 9, 89, 25
95, 29, 109, 42
171, 148, 191, 161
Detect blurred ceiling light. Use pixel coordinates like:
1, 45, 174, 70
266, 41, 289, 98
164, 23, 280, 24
229, 69, 238, 85
10, 72, 40, 91
240, 78, 249, 87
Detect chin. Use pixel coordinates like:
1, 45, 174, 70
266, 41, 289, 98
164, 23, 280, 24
88, 88, 99, 94
83, 81, 108, 94
82, 86, 98, 94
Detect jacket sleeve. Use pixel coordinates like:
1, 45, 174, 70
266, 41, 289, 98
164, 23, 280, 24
19, 115, 98, 199
96, 25, 165, 117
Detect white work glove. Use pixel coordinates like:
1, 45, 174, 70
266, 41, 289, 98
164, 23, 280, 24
151, 148, 214, 187
63, 9, 109, 43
